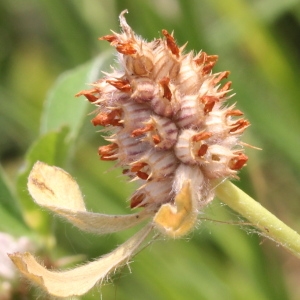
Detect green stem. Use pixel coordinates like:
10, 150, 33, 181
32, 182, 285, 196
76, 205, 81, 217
215, 180, 300, 258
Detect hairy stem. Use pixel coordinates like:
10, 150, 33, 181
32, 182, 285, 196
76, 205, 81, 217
215, 180, 300, 258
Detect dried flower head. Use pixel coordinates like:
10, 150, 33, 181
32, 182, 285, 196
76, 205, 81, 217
9, 10, 250, 298
78, 10, 249, 236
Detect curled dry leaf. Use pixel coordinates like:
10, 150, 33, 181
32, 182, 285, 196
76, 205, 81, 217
9, 224, 152, 297
28, 161, 85, 211
27, 161, 153, 233
153, 181, 198, 237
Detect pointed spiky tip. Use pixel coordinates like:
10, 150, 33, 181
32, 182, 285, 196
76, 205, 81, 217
77, 10, 251, 223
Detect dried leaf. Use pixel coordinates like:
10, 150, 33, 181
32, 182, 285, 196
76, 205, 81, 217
28, 161, 85, 212
51, 208, 153, 234
27, 162, 152, 233
153, 181, 198, 237
9, 224, 153, 297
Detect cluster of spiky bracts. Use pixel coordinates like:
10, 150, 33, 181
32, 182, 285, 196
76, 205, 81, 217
76, 11, 249, 213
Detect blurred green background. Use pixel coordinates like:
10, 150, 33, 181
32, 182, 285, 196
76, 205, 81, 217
1, 0, 300, 299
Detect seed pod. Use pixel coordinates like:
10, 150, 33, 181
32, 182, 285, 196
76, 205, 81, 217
201, 144, 237, 179
174, 94, 205, 129
130, 150, 179, 181
121, 102, 152, 132
130, 77, 156, 103
132, 115, 178, 150
175, 129, 212, 164
130, 179, 173, 208
151, 33, 182, 81
107, 131, 150, 165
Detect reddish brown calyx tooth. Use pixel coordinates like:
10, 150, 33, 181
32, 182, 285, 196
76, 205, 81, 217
194, 53, 218, 66
213, 71, 230, 85
194, 52, 207, 65
106, 79, 131, 93
202, 61, 217, 75
230, 119, 250, 133
131, 162, 148, 172
136, 171, 149, 180
152, 134, 161, 145
206, 55, 218, 63
116, 41, 137, 55
99, 35, 118, 44
226, 109, 244, 117
99, 35, 137, 55
162, 29, 180, 58
219, 81, 232, 97
98, 143, 118, 161
197, 144, 209, 157
192, 132, 211, 158
131, 124, 154, 137
159, 77, 172, 101
230, 153, 248, 170
130, 162, 149, 180
192, 131, 212, 142
130, 193, 146, 208
200, 95, 219, 114
75, 89, 98, 102
131, 123, 161, 145
92, 109, 122, 127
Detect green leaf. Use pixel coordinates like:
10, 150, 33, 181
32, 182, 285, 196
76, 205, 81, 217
0, 205, 32, 237
40, 52, 112, 141
16, 127, 69, 236
0, 165, 30, 236
0, 164, 23, 220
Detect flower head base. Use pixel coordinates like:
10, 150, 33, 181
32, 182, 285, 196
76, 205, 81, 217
10, 10, 250, 298
78, 10, 249, 235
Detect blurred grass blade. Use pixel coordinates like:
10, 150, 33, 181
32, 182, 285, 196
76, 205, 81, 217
0, 164, 24, 220
0, 204, 32, 236
0, 165, 31, 236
